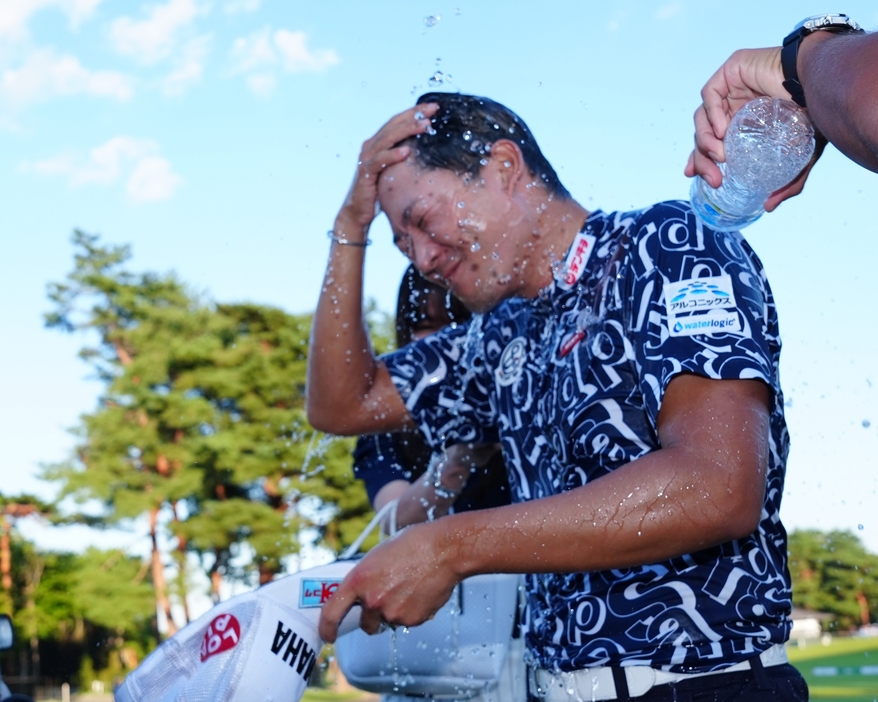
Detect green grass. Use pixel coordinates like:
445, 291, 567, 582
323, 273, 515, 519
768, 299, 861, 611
301, 689, 376, 702
788, 638, 878, 701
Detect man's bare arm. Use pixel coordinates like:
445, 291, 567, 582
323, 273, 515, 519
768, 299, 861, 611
799, 31, 878, 173
320, 374, 771, 640
306, 104, 439, 436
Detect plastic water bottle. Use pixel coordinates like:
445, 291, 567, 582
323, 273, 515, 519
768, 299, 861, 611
690, 97, 815, 231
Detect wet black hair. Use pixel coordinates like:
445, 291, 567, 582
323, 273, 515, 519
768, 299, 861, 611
408, 92, 570, 199
395, 264, 471, 348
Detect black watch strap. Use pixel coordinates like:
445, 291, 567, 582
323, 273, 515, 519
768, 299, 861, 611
781, 14, 864, 108
781, 31, 808, 107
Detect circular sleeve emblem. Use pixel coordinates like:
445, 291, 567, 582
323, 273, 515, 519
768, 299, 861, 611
495, 336, 528, 387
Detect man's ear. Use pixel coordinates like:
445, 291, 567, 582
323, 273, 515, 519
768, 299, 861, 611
485, 139, 526, 195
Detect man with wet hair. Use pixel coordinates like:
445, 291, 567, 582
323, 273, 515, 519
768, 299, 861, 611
308, 93, 806, 701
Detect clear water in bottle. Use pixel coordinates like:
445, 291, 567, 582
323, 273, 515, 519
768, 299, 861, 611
690, 97, 815, 231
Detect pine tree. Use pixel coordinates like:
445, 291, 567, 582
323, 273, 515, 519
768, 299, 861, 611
788, 529, 878, 630
44, 232, 373, 625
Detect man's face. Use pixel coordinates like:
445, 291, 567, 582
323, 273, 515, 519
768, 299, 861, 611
378, 156, 529, 313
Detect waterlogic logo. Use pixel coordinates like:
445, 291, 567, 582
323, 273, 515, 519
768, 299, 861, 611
665, 274, 741, 337
299, 579, 340, 608
557, 231, 596, 290
670, 310, 741, 337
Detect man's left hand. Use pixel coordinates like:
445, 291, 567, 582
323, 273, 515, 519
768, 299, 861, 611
319, 521, 461, 642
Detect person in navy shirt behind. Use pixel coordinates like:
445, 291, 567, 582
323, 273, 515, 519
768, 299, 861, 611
353, 263, 510, 528
352, 265, 521, 702
308, 93, 807, 701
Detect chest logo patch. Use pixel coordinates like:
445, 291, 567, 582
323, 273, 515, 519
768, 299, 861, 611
496, 336, 528, 387
664, 274, 741, 337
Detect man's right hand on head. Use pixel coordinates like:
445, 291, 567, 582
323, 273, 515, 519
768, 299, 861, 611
334, 104, 440, 242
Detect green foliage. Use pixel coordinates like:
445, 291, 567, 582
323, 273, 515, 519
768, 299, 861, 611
44, 231, 373, 603
0, 525, 155, 684
788, 529, 878, 631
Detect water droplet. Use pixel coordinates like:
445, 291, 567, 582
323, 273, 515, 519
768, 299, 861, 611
470, 242, 481, 252
414, 110, 425, 120
859, 524, 865, 530
462, 130, 473, 141
429, 71, 445, 86
424, 14, 440, 27
457, 201, 465, 208
863, 419, 871, 428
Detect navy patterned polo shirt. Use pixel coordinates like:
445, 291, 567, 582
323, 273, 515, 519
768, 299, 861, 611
381, 201, 792, 674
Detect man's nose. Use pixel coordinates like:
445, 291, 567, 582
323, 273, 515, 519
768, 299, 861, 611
411, 235, 443, 275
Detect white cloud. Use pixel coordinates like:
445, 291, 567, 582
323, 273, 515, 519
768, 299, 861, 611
230, 26, 274, 73
1, 49, 133, 106
23, 136, 183, 202
273, 30, 339, 74
110, 0, 205, 64
230, 27, 339, 95
246, 72, 274, 96
162, 34, 211, 95
127, 155, 184, 201
0, 0, 104, 39
655, 2, 683, 20
223, 0, 260, 14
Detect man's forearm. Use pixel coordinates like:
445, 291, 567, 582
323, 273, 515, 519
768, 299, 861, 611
306, 105, 436, 436
435, 439, 764, 581
307, 215, 379, 434
800, 31, 878, 172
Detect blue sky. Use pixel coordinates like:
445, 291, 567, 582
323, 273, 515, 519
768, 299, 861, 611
3, 0, 878, 562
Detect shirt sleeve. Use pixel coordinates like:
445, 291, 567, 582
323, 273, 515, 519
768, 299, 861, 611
624, 200, 781, 427
381, 319, 500, 451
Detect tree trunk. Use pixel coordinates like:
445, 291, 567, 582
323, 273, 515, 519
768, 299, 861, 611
258, 564, 274, 586
171, 502, 191, 624
149, 506, 177, 637
0, 518, 10, 592
857, 591, 870, 627
210, 567, 223, 604
24, 559, 44, 679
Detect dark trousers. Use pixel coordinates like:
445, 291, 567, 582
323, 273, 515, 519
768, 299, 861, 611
529, 658, 808, 702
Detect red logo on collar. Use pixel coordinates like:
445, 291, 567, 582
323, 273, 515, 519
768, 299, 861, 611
559, 232, 596, 290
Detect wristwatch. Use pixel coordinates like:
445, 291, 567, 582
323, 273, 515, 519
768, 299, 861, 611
781, 14, 864, 107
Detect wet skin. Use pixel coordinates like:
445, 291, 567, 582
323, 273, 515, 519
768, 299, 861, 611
308, 104, 774, 644
378, 149, 538, 314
